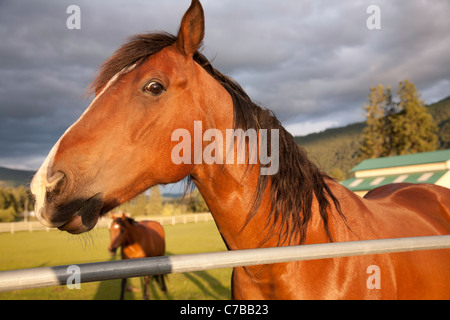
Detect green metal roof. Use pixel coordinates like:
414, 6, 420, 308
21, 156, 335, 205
341, 170, 448, 191
351, 149, 450, 172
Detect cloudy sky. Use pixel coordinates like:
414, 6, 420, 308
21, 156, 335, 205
1, 0, 450, 172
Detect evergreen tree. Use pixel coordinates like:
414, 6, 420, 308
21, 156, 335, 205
0, 190, 6, 211
390, 79, 438, 155
0, 186, 34, 222
0, 205, 16, 222
132, 192, 148, 216
146, 186, 163, 216
359, 84, 387, 159
186, 189, 209, 213
381, 87, 397, 156
330, 168, 345, 182
359, 79, 438, 160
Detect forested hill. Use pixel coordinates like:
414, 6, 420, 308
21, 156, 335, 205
294, 122, 365, 180
0, 167, 35, 188
294, 95, 450, 180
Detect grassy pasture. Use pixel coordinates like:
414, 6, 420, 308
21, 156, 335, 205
0, 221, 232, 300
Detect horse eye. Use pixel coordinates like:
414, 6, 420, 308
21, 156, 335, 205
145, 81, 165, 96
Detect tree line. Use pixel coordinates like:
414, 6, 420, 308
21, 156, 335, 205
116, 185, 209, 218
0, 184, 208, 222
296, 78, 444, 181
0, 186, 34, 222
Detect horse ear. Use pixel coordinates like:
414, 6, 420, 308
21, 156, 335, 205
176, 0, 205, 56
110, 212, 119, 220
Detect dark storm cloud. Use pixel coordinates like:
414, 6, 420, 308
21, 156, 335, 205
204, 0, 450, 127
0, 0, 449, 170
0, 0, 186, 169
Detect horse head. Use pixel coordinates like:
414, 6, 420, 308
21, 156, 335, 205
108, 212, 133, 256
31, 0, 230, 234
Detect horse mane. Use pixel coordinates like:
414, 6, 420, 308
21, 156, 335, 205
90, 32, 346, 245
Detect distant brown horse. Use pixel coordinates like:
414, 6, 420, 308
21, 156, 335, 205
31, 0, 450, 299
108, 213, 167, 300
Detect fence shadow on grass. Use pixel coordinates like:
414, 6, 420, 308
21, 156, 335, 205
164, 250, 230, 300
92, 256, 127, 300
92, 252, 231, 300
181, 271, 230, 299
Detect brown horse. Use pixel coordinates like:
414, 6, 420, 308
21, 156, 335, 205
108, 213, 167, 300
31, 0, 450, 299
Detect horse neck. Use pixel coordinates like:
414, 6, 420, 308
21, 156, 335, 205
192, 160, 354, 250
193, 160, 313, 249
188, 64, 346, 249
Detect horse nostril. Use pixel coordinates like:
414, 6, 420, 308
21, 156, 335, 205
46, 171, 67, 196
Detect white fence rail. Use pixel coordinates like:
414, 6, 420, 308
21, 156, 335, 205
0, 213, 213, 234
0, 235, 449, 292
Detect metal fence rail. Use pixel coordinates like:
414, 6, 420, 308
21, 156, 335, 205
0, 235, 449, 292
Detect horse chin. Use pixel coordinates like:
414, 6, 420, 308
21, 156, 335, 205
57, 193, 104, 234
59, 215, 92, 234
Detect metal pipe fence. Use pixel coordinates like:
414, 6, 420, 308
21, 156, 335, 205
0, 235, 449, 292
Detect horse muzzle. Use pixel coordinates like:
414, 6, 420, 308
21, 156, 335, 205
57, 193, 104, 234
108, 247, 117, 257
31, 170, 104, 234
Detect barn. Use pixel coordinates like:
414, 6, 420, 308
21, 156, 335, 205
341, 149, 450, 197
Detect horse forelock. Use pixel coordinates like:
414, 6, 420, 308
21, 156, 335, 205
88, 32, 177, 97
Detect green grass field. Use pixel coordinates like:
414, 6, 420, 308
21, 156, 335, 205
0, 221, 232, 300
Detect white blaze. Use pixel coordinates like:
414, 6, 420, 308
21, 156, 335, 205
30, 64, 137, 226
